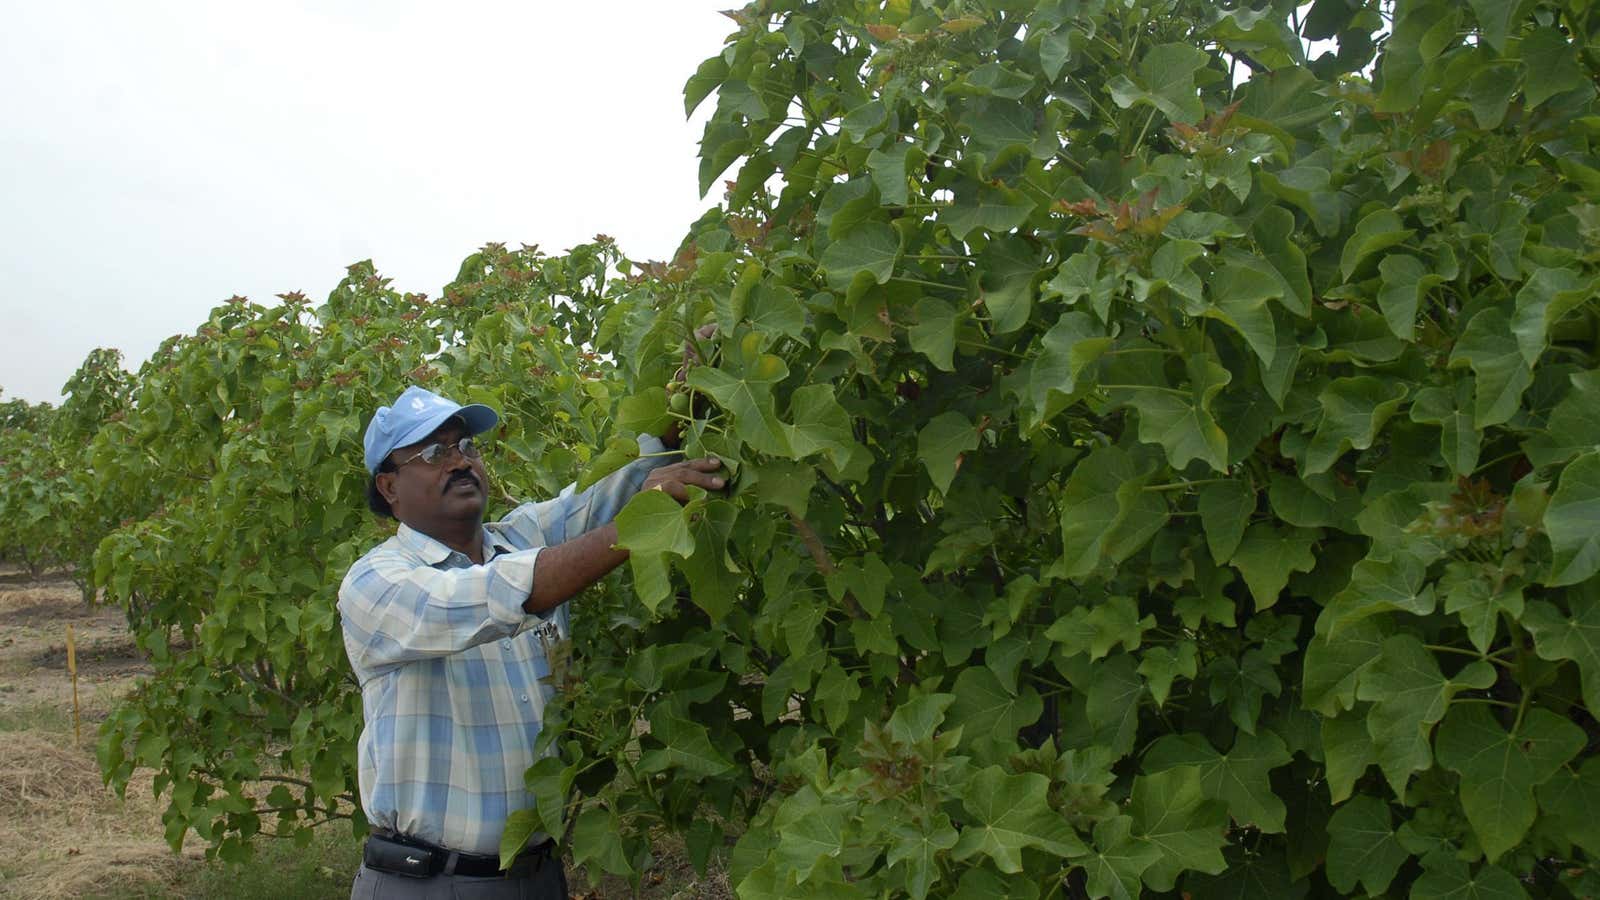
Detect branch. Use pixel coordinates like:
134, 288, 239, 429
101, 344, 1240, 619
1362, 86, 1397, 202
789, 511, 865, 619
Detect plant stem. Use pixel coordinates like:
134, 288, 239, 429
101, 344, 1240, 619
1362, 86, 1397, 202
1143, 478, 1230, 491
1098, 383, 1190, 397
891, 276, 965, 292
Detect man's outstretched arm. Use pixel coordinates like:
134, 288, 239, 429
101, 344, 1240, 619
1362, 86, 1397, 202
521, 457, 726, 614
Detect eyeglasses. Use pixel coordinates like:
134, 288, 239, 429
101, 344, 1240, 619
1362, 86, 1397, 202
394, 436, 480, 468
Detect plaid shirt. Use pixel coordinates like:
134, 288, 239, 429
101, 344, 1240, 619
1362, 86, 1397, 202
338, 438, 673, 856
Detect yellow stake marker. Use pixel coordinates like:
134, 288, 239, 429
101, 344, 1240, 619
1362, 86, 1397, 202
66, 624, 80, 745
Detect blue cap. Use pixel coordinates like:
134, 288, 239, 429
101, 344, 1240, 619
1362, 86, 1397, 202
363, 386, 499, 474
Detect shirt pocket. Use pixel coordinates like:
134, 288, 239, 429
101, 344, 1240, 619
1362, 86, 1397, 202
443, 648, 520, 728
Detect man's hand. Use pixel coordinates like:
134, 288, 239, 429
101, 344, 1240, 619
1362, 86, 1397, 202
642, 457, 727, 503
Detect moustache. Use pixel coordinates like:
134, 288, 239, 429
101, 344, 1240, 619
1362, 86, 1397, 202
444, 471, 480, 493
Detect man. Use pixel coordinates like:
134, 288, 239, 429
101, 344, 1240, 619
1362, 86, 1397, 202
339, 385, 723, 898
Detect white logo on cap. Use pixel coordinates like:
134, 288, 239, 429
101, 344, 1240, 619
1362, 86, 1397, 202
410, 398, 427, 411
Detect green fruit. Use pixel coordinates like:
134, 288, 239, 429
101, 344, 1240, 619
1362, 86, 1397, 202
669, 392, 690, 414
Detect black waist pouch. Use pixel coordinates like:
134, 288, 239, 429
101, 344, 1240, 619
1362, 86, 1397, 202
364, 833, 438, 878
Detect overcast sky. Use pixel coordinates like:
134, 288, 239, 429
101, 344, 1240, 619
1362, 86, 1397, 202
0, 1, 733, 404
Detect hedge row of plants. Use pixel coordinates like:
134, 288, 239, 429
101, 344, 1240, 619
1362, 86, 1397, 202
3, 0, 1598, 896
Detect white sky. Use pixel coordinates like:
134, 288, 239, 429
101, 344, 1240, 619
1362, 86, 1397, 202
0, 1, 734, 404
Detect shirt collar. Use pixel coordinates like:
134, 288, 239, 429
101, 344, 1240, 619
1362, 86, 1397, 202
396, 522, 508, 566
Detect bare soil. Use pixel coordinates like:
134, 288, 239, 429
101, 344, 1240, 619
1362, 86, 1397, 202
0, 568, 206, 899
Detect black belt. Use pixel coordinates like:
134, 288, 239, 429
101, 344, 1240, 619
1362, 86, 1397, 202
364, 830, 555, 878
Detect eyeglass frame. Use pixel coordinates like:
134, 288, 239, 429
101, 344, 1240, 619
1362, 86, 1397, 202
391, 436, 482, 469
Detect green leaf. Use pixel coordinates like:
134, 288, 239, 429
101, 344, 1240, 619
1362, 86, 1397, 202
689, 351, 792, 456
1228, 524, 1317, 610
1198, 480, 1254, 564
1439, 561, 1524, 653
616, 387, 672, 435
819, 223, 901, 291
786, 384, 864, 474
614, 488, 696, 559
698, 120, 750, 197
1055, 446, 1158, 578
1536, 756, 1600, 855
840, 99, 887, 142
683, 54, 728, 117
1376, 1, 1461, 112
1137, 643, 1198, 708
978, 234, 1041, 334
1322, 551, 1438, 635
1207, 258, 1283, 367
1524, 370, 1600, 467
1253, 206, 1312, 315
1357, 635, 1496, 794
942, 182, 1037, 241
1339, 209, 1415, 280
1410, 857, 1529, 900
909, 298, 959, 371
887, 693, 957, 746
1511, 268, 1589, 367
1450, 307, 1534, 429
964, 100, 1047, 167
636, 707, 736, 779
1322, 713, 1377, 804
960, 62, 1037, 100
1303, 618, 1385, 716
1143, 731, 1292, 832
1127, 767, 1229, 891
1108, 43, 1211, 124
1435, 704, 1585, 861
947, 665, 1043, 751
1467, 0, 1518, 53
1543, 451, 1600, 586
1524, 588, 1600, 715
577, 433, 642, 490
499, 808, 543, 871
886, 814, 959, 900
917, 412, 980, 496
1206, 650, 1284, 735
1042, 252, 1103, 307
1324, 794, 1409, 895
1046, 596, 1153, 662
1466, 56, 1518, 128
1082, 816, 1159, 900
1304, 376, 1408, 474
819, 178, 878, 239
866, 141, 916, 207
1377, 254, 1445, 341
1410, 383, 1482, 477
1026, 311, 1112, 427
572, 805, 634, 876
747, 282, 807, 340
1122, 354, 1232, 472
813, 661, 861, 729
624, 644, 711, 693
951, 767, 1088, 872
773, 787, 849, 883
1085, 653, 1145, 758
1521, 26, 1586, 109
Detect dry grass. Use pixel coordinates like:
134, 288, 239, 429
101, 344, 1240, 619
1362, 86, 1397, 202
0, 569, 205, 899
0, 732, 202, 899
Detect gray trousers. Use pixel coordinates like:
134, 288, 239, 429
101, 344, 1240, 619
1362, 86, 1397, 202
349, 854, 568, 899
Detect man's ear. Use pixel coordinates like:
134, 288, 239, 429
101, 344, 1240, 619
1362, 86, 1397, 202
376, 471, 400, 509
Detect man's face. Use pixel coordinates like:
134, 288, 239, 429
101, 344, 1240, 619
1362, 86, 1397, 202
375, 419, 489, 532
